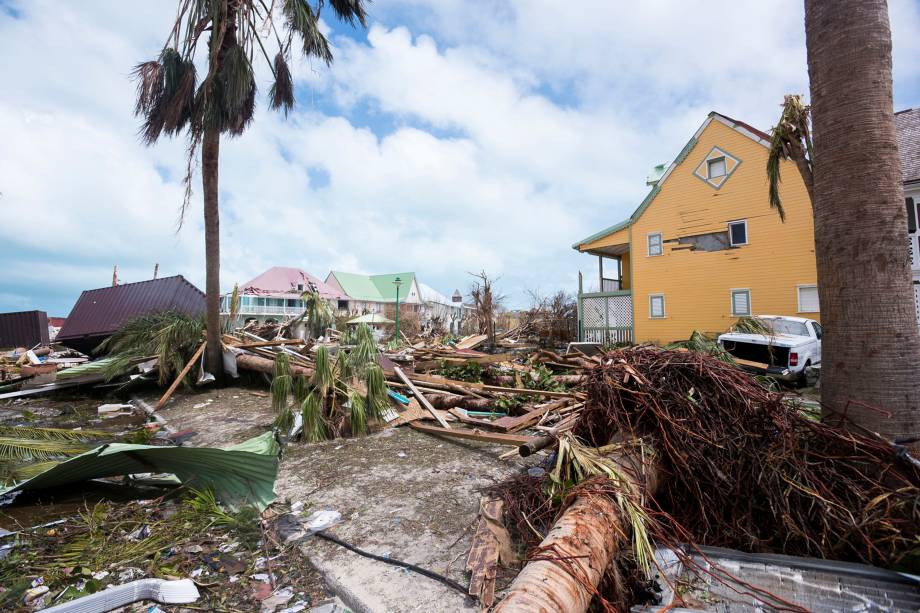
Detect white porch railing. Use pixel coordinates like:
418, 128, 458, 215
578, 291, 633, 344
221, 305, 304, 316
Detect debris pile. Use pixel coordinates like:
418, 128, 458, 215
491, 346, 920, 611
0, 493, 330, 611
576, 346, 920, 569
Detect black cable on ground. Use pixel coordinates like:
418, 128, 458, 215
314, 530, 469, 595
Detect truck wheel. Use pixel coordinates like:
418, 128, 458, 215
798, 360, 811, 388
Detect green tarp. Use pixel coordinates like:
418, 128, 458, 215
0, 431, 280, 511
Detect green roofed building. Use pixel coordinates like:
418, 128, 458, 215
325, 271, 423, 315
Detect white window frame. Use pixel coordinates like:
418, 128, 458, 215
649, 293, 666, 319
730, 288, 751, 316
728, 219, 748, 246
797, 284, 820, 313
647, 232, 663, 257
707, 156, 727, 178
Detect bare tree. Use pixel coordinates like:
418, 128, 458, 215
469, 271, 505, 346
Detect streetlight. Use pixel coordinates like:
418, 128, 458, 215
393, 276, 402, 342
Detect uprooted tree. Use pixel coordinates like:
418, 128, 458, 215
133, 0, 368, 380
766, 1, 920, 444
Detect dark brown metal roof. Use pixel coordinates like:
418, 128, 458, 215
56, 275, 205, 353
0, 310, 49, 349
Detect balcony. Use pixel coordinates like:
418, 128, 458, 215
220, 305, 305, 317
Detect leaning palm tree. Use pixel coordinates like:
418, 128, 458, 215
766, 94, 814, 221
133, 0, 368, 378
803, 0, 920, 444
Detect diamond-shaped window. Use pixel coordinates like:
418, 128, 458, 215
693, 146, 741, 189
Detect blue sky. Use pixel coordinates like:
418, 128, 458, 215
1, 0, 919, 316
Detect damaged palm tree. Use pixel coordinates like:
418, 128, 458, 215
133, 0, 368, 379
97, 311, 205, 385
766, 94, 814, 221
270, 324, 389, 441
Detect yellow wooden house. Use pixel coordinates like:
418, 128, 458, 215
573, 112, 818, 344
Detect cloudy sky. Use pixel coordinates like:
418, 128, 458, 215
2, 1, 919, 315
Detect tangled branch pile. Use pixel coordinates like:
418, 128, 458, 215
575, 346, 920, 570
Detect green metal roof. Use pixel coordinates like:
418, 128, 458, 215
331, 271, 416, 302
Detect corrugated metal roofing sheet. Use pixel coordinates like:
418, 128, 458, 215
0, 431, 280, 511
0, 310, 49, 348
56, 275, 205, 353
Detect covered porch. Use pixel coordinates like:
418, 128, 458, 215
574, 228, 634, 344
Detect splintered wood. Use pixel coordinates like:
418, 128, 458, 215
467, 498, 513, 607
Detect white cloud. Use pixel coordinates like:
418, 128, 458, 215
0, 0, 917, 315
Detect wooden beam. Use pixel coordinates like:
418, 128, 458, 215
233, 339, 306, 349
489, 399, 577, 433
155, 341, 206, 410
409, 422, 536, 446
394, 366, 452, 429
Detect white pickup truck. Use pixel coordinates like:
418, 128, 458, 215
717, 315, 822, 383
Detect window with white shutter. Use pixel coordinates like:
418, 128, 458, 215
797, 285, 819, 313
731, 289, 751, 316
649, 294, 666, 318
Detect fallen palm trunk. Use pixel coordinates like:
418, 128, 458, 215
494, 451, 656, 613
491, 374, 585, 387
236, 352, 314, 377
425, 394, 495, 411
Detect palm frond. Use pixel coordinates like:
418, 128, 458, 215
732, 316, 771, 335
218, 42, 256, 135
292, 374, 311, 404
0, 460, 61, 484
96, 311, 205, 385
312, 346, 333, 397
0, 426, 109, 441
0, 438, 93, 462
301, 392, 327, 442
548, 435, 655, 573
349, 391, 367, 435
767, 94, 814, 220
282, 0, 334, 65
667, 330, 735, 364
347, 324, 377, 376
324, 0, 368, 28
365, 363, 388, 421
269, 52, 295, 115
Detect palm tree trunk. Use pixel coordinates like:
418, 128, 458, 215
806, 0, 920, 444
202, 126, 223, 381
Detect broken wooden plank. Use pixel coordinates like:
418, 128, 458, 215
155, 341, 206, 410
467, 498, 513, 607
409, 422, 536, 446
394, 366, 452, 429
489, 399, 577, 433
455, 334, 488, 350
